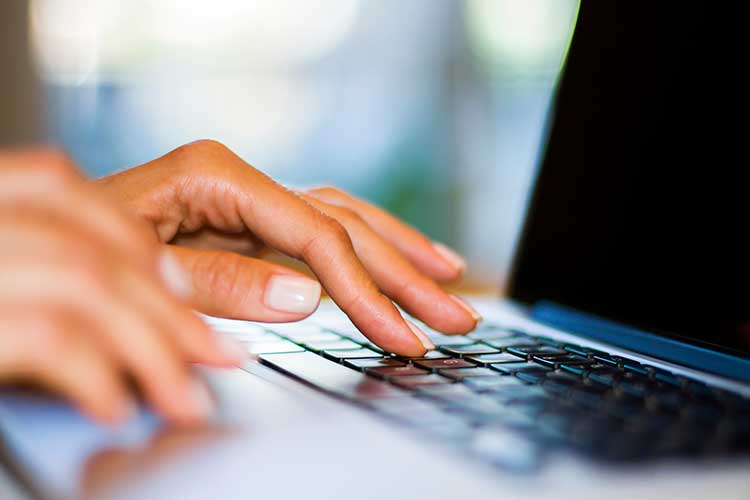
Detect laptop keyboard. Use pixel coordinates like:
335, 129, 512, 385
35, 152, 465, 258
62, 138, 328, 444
208, 317, 750, 471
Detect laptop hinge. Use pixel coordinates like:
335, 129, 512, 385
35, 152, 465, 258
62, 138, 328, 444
531, 301, 750, 382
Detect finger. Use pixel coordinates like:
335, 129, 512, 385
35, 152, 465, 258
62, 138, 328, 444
0, 258, 214, 425
0, 309, 133, 425
0, 150, 158, 264
146, 141, 432, 356
306, 186, 466, 282
0, 216, 247, 368
168, 245, 322, 322
302, 196, 481, 333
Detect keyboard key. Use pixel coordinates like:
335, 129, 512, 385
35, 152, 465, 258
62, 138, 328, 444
439, 367, 500, 381
429, 335, 475, 347
302, 339, 362, 351
367, 365, 429, 378
560, 362, 608, 377
440, 344, 500, 357
245, 340, 305, 354
490, 362, 550, 376
506, 345, 568, 359
563, 344, 606, 358
467, 328, 518, 340
533, 354, 592, 369
344, 357, 406, 370
284, 331, 342, 343
390, 375, 455, 389
465, 352, 522, 366
259, 351, 398, 400
414, 358, 475, 370
515, 369, 548, 384
323, 348, 383, 361
483, 338, 539, 349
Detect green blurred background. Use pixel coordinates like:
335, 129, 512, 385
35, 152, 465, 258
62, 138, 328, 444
0, 0, 579, 288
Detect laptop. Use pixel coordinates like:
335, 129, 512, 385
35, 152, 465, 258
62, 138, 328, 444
1, 2, 748, 499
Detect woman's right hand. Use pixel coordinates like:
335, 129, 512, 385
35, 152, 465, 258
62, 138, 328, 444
0, 150, 247, 426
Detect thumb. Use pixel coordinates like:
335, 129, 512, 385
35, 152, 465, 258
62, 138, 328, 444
166, 246, 322, 322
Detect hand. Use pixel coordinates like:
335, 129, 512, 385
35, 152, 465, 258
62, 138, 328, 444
97, 140, 481, 356
0, 150, 247, 426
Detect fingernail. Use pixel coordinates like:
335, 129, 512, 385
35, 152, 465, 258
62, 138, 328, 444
449, 294, 483, 322
216, 334, 250, 365
159, 250, 192, 299
264, 275, 321, 314
406, 320, 435, 351
189, 380, 215, 420
432, 242, 467, 273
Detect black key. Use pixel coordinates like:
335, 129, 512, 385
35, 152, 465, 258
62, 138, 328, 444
563, 344, 607, 358
439, 367, 500, 381
483, 338, 539, 349
506, 345, 567, 359
302, 339, 362, 351
533, 354, 592, 369
622, 361, 652, 377
259, 351, 401, 400
344, 357, 406, 370
245, 340, 305, 355
490, 362, 550, 376
592, 354, 628, 367
515, 369, 548, 384
466, 352, 523, 366
414, 358, 476, 370
586, 367, 624, 387
390, 374, 455, 389
560, 361, 609, 377
652, 370, 684, 388
323, 348, 384, 361
367, 365, 429, 378
439, 344, 500, 357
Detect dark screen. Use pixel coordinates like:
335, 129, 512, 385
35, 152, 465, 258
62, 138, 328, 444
509, 2, 749, 357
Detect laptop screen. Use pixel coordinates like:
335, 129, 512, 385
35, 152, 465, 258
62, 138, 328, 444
509, 2, 748, 359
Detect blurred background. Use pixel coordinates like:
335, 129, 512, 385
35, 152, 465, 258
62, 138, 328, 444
0, 0, 578, 289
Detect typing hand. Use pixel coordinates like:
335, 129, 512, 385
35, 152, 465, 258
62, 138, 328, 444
97, 140, 481, 356
0, 150, 247, 426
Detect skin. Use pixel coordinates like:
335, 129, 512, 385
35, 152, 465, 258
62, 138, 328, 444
0, 140, 479, 426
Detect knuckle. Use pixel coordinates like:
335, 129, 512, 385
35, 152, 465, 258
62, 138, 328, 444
333, 206, 362, 225
174, 139, 230, 160
321, 216, 351, 243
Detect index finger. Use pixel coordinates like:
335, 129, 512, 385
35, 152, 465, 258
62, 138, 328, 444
153, 141, 433, 356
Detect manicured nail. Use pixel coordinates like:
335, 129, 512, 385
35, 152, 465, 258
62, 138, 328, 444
159, 250, 192, 299
449, 294, 483, 322
264, 275, 322, 314
216, 334, 250, 365
189, 380, 215, 420
432, 242, 467, 273
407, 320, 435, 350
